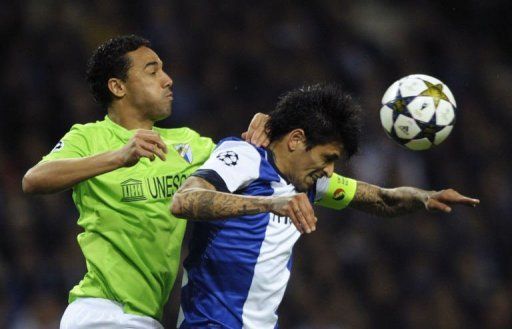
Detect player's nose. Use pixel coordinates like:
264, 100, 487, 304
162, 71, 173, 88
323, 162, 335, 178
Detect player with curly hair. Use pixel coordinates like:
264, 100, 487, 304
171, 84, 480, 329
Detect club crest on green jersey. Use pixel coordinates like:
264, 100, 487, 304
173, 143, 193, 163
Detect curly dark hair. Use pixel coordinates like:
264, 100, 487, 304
86, 35, 151, 109
266, 84, 362, 158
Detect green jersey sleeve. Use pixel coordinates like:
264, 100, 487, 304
315, 173, 358, 210
40, 124, 92, 162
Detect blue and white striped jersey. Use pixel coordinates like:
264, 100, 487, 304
178, 138, 334, 329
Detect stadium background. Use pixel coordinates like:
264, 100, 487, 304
1, 1, 511, 328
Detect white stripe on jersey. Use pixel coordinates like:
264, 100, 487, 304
241, 179, 301, 329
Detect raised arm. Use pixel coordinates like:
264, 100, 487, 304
171, 176, 318, 234
22, 130, 167, 194
349, 181, 480, 217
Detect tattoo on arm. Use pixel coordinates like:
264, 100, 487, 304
172, 176, 271, 220
350, 181, 432, 217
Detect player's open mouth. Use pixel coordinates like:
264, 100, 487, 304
309, 172, 324, 181
166, 92, 173, 99
308, 175, 321, 183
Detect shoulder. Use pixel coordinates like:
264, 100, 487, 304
214, 137, 262, 158
154, 126, 204, 140
207, 137, 267, 173
67, 119, 108, 136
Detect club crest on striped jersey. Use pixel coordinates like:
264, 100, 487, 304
173, 143, 193, 163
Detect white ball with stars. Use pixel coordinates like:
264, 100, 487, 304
380, 74, 456, 151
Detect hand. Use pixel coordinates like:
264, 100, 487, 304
270, 193, 317, 234
115, 130, 168, 167
241, 113, 270, 147
425, 189, 480, 213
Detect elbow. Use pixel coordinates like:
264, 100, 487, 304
22, 171, 38, 194
22, 168, 49, 194
171, 193, 185, 217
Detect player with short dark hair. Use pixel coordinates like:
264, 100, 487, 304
22, 34, 269, 329
171, 84, 479, 329
86, 35, 152, 109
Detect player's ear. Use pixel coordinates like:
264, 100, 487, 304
287, 129, 306, 151
108, 78, 127, 99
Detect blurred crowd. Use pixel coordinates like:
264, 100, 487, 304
1, 0, 511, 328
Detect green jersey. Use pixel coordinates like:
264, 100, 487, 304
41, 115, 215, 320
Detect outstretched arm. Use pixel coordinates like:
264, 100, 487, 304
171, 176, 318, 233
349, 181, 480, 217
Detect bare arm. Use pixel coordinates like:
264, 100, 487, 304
22, 130, 168, 194
171, 176, 318, 233
23, 152, 125, 194
350, 181, 479, 217
171, 177, 271, 219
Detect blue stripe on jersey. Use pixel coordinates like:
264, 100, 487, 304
180, 141, 281, 329
192, 168, 230, 193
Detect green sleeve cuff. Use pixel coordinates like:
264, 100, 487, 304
316, 173, 357, 210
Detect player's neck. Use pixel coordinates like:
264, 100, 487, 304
108, 105, 154, 130
267, 141, 293, 180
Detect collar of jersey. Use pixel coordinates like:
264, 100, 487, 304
265, 148, 291, 185
104, 115, 155, 138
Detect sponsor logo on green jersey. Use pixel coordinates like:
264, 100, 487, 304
121, 179, 147, 202
120, 175, 188, 202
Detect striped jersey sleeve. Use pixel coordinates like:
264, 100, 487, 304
192, 139, 262, 193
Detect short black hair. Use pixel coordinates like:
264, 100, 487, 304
86, 34, 151, 109
267, 84, 361, 157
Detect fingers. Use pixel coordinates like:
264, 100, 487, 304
137, 148, 158, 161
132, 130, 168, 161
433, 189, 480, 208
249, 129, 265, 147
427, 189, 481, 213
243, 113, 270, 147
139, 140, 166, 161
135, 130, 168, 154
259, 137, 270, 148
242, 130, 270, 147
250, 130, 270, 148
289, 194, 317, 234
426, 198, 452, 213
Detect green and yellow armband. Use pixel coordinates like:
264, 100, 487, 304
316, 173, 357, 210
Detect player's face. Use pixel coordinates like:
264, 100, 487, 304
123, 46, 173, 121
288, 142, 342, 192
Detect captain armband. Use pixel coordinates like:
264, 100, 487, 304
316, 173, 357, 210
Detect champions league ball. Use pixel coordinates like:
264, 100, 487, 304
380, 74, 457, 151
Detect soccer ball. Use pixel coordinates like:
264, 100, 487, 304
380, 74, 456, 150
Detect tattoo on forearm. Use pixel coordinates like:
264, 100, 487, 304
173, 177, 270, 220
351, 181, 431, 217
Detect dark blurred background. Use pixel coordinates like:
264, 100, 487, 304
1, 1, 511, 328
